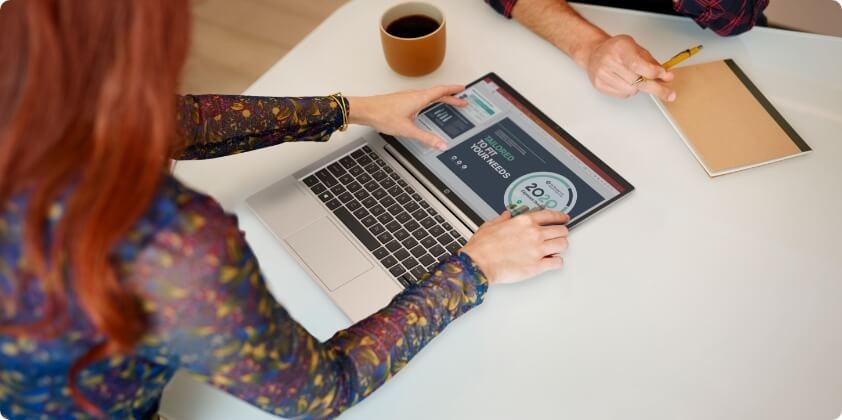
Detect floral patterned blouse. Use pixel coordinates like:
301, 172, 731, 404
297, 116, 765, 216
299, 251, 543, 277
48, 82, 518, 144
0, 95, 488, 419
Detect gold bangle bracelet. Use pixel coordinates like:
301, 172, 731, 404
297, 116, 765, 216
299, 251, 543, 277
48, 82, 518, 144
330, 92, 349, 131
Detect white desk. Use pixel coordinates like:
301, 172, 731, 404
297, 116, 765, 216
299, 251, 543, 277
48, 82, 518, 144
161, 2, 842, 419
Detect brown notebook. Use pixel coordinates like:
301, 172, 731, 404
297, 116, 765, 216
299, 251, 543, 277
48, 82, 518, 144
654, 59, 811, 176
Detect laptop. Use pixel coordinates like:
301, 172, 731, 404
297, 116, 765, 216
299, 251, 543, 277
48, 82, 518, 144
247, 73, 634, 322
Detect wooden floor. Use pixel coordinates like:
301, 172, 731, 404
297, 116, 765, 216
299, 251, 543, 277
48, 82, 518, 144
180, 0, 347, 94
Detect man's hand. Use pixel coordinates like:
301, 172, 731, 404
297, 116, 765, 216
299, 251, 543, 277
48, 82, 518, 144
509, 0, 677, 102
579, 34, 676, 101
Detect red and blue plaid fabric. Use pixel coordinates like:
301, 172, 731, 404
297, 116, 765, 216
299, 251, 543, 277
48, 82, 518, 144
485, 0, 769, 36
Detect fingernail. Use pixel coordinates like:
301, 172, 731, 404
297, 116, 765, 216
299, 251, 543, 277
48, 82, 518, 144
437, 143, 447, 151
668, 92, 677, 102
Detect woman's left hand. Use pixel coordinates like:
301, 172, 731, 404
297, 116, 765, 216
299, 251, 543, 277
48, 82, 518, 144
348, 85, 468, 151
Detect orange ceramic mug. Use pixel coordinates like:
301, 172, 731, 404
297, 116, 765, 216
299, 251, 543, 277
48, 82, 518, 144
380, 2, 446, 77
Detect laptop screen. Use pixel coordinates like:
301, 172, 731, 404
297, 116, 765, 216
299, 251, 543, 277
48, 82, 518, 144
384, 73, 633, 229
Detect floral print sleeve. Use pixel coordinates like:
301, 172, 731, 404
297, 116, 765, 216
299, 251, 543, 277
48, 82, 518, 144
175, 95, 347, 160
130, 186, 488, 418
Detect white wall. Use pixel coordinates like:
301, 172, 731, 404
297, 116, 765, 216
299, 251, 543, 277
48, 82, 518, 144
766, 0, 842, 37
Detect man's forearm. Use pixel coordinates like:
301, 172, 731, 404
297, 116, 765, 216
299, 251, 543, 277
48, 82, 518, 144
510, 0, 608, 68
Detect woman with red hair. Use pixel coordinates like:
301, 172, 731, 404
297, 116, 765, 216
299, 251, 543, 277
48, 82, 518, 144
0, 0, 570, 418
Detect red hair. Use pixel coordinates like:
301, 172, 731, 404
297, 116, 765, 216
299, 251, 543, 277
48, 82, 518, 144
0, 0, 190, 414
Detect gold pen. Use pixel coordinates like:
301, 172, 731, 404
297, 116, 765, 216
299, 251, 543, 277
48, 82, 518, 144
632, 44, 703, 86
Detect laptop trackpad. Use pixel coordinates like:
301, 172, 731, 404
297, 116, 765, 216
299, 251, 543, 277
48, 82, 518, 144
285, 217, 372, 291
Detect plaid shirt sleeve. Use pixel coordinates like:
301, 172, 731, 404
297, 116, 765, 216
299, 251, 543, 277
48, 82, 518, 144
674, 0, 769, 36
485, 0, 518, 18
485, 0, 768, 36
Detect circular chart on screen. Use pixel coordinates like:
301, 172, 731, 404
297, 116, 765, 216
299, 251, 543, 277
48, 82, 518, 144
504, 172, 578, 213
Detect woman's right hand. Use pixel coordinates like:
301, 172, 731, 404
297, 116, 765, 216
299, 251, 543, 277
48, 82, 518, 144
460, 210, 570, 285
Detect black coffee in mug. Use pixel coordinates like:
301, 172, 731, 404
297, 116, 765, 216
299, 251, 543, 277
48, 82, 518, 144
386, 14, 440, 39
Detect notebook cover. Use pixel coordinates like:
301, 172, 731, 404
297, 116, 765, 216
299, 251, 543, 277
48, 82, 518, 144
654, 59, 811, 176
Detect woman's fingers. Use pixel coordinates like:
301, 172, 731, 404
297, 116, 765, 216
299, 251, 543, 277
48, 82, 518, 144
460, 209, 571, 285
486, 210, 512, 226
540, 224, 569, 240
526, 209, 569, 226
535, 255, 565, 274
540, 237, 569, 256
436, 95, 469, 107
424, 84, 466, 102
424, 85, 467, 108
404, 124, 447, 150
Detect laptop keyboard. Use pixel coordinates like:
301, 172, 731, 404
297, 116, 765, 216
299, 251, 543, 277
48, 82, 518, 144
302, 145, 468, 288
